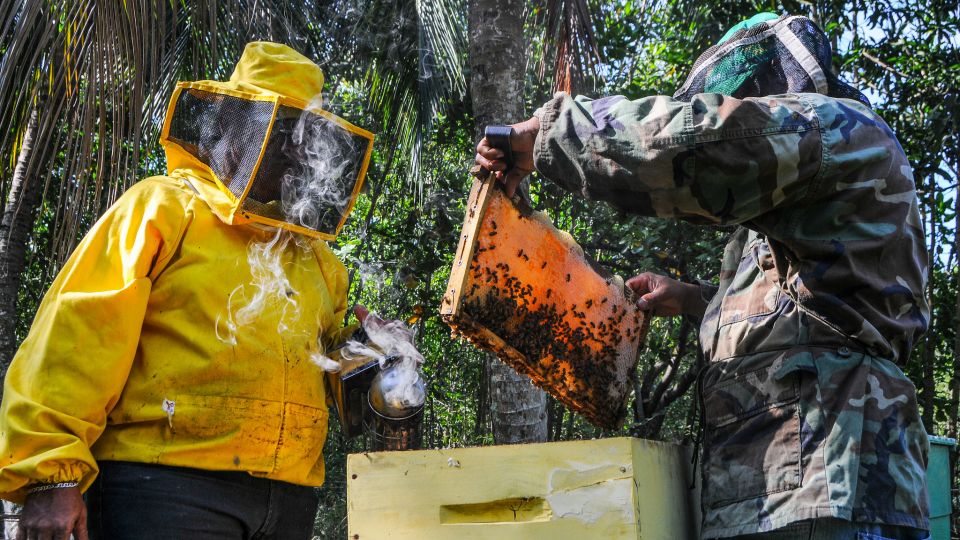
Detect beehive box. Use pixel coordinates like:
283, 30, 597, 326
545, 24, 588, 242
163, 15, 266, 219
440, 178, 648, 429
926, 436, 956, 540
346, 437, 699, 540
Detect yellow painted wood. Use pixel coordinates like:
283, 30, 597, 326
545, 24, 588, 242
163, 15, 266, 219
632, 438, 700, 539
346, 437, 699, 540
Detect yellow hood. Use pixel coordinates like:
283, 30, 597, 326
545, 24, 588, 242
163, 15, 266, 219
159, 41, 373, 241
227, 41, 325, 104
162, 41, 326, 183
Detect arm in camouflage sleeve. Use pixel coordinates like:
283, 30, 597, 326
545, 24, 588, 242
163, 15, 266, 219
695, 279, 719, 304
532, 92, 824, 225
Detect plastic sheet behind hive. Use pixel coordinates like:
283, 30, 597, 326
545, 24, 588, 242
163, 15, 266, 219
441, 180, 648, 429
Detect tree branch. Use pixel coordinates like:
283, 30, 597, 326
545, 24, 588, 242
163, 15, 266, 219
861, 50, 909, 79
646, 318, 692, 415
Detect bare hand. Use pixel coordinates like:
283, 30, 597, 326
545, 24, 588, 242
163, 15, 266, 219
475, 116, 540, 197
353, 304, 370, 324
352, 305, 390, 330
626, 273, 704, 318
19, 486, 89, 540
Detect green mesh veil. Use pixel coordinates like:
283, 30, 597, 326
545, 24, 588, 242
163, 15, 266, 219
674, 14, 869, 107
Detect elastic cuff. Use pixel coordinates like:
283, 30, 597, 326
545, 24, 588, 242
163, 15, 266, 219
34, 462, 92, 486
682, 279, 717, 324
695, 279, 719, 303
27, 482, 79, 495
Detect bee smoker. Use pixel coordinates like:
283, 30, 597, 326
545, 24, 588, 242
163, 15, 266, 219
328, 330, 425, 451
329, 356, 380, 439
364, 356, 425, 451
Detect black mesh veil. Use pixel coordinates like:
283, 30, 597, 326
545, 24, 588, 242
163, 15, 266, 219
674, 15, 869, 106
165, 86, 373, 239
166, 89, 275, 196
246, 105, 371, 235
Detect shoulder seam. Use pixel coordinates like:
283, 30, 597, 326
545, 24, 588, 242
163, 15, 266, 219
143, 177, 195, 280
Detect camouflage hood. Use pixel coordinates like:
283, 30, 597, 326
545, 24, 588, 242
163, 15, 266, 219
674, 14, 869, 106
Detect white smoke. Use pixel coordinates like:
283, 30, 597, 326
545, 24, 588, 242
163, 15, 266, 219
214, 93, 425, 413
280, 95, 355, 231
215, 229, 302, 345
234, 229, 299, 328
215, 291, 240, 346
355, 260, 390, 287
310, 350, 343, 372
310, 311, 426, 409
215, 92, 357, 344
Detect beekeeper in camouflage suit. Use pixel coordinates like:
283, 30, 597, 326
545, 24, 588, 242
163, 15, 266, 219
476, 13, 930, 540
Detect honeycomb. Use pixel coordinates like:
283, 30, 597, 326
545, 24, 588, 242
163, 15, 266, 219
441, 179, 648, 429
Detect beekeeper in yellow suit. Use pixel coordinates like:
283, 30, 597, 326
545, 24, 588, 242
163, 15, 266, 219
0, 42, 374, 539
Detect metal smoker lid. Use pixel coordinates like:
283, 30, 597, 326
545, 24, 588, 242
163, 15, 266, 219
368, 356, 425, 419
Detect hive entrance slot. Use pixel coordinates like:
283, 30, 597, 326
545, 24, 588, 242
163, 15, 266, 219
439, 497, 552, 524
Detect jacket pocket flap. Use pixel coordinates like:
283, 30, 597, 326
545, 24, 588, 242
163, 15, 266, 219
704, 364, 800, 429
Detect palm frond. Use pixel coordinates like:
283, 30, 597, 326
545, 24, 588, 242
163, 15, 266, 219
3, 1, 346, 265
337, 0, 467, 201
539, 0, 603, 93
413, 0, 468, 198
1, 0, 469, 275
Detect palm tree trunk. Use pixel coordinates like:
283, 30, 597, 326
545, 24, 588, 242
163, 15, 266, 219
469, 0, 547, 444
0, 108, 44, 387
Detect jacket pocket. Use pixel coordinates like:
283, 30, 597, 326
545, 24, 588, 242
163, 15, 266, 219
718, 239, 781, 327
160, 394, 283, 473
269, 402, 330, 482
702, 363, 801, 508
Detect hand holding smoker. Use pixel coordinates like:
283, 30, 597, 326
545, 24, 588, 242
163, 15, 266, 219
328, 313, 426, 451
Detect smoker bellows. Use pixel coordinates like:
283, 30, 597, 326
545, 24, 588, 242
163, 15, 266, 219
440, 178, 648, 429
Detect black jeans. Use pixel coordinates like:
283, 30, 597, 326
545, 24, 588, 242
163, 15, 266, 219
86, 461, 320, 540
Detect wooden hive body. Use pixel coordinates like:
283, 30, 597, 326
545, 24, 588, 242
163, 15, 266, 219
346, 437, 700, 539
440, 178, 648, 428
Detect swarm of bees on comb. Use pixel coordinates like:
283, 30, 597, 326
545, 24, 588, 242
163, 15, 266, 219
440, 177, 648, 429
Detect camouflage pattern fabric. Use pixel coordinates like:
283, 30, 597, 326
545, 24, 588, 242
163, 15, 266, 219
532, 91, 930, 538
725, 517, 930, 539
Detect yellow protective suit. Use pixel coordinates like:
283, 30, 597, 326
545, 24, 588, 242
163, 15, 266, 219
0, 42, 355, 504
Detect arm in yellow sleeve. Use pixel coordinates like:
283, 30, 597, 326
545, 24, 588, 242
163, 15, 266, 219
309, 239, 356, 351
308, 240, 358, 410
0, 177, 191, 503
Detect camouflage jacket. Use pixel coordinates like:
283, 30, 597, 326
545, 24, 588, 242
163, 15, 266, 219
533, 91, 930, 537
